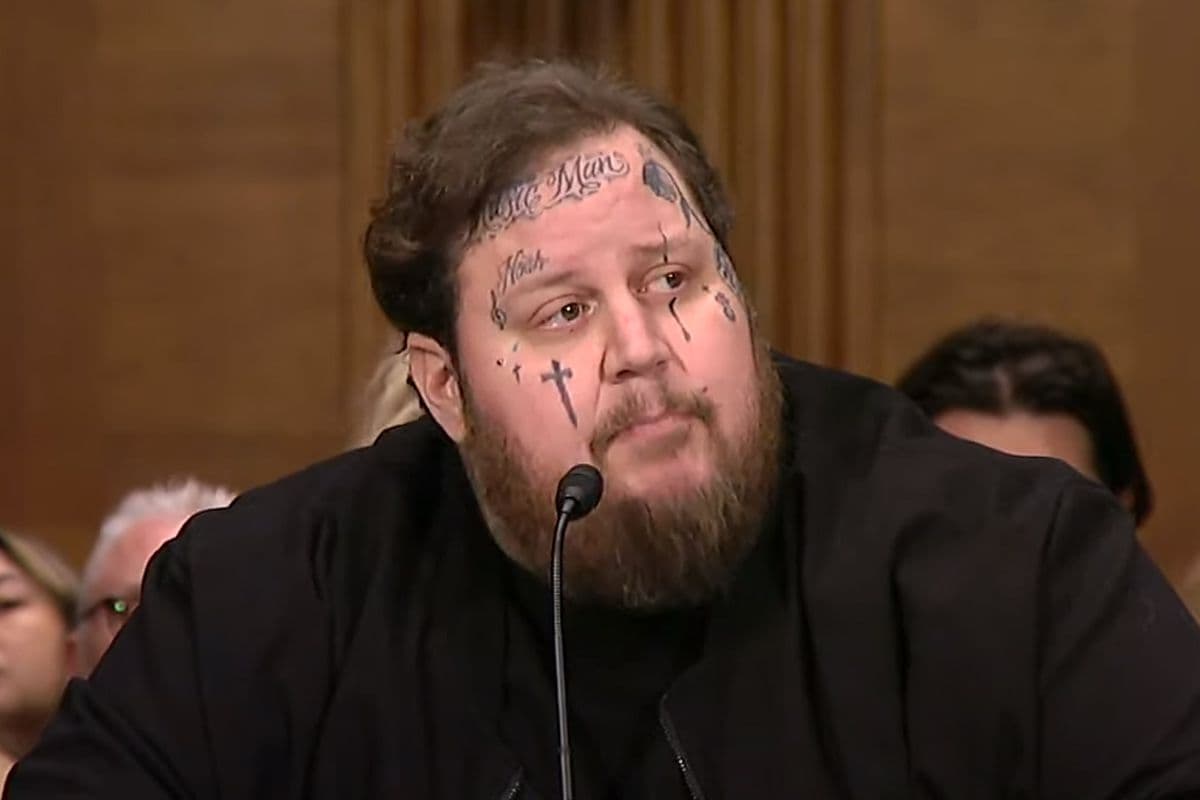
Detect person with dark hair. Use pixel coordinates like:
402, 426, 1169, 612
897, 319, 1153, 526
11, 60, 1200, 799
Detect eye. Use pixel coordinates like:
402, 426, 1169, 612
643, 270, 687, 294
540, 300, 593, 329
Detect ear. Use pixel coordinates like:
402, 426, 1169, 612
407, 332, 467, 442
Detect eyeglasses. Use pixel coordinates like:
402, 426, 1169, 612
77, 595, 139, 636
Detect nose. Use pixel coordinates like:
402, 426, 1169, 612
600, 294, 671, 383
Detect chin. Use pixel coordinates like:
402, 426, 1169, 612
605, 450, 716, 502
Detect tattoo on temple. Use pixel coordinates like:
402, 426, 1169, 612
489, 290, 507, 330
513, 364, 522, 384
476, 151, 630, 238
713, 242, 744, 300
668, 297, 692, 342
715, 291, 736, 322
638, 144, 707, 233
540, 360, 577, 427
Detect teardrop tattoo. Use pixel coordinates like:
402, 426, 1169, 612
668, 297, 692, 341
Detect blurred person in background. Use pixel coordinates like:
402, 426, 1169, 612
69, 479, 235, 677
0, 529, 77, 788
350, 334, 424, 449
897, 318, 1153, 527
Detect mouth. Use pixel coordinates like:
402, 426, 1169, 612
612, 412, 693, 446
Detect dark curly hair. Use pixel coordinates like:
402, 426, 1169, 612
363, 59, 733, 362
897, 319, 1153, 526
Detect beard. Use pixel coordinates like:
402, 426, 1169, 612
458, 345, 783, 610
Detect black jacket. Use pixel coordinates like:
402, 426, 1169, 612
10, 358, 1200, 799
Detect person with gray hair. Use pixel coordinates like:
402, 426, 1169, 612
68, 479, 235, 677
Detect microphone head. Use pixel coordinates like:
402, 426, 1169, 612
555, 464, 604, 520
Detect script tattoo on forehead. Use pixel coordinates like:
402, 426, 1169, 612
540, 359, 577, 428
497, 248, 546, 294
638, 143, 708, 233
488, 248, 547, 331
476, 150, 631, 238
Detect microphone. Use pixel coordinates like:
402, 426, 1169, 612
551, 464, 604, 800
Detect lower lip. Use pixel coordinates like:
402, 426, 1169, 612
617, 414, 691, 443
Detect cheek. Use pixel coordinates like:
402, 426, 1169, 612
1, 610, 67, 669
673, 303, 758, 426
473, 353, 600, 450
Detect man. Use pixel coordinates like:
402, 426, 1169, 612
9, 60, 1200, 799
69, 479, 235, 676
897, 319, 1153, 526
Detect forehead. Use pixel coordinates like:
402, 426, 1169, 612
0, 550, 25, 581
465, 127, 702, 269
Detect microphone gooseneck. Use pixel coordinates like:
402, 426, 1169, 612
551, 464, 604, 800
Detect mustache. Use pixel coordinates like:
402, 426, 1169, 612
589, 385, 715, 458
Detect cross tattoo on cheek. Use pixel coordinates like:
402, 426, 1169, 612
540, 359, 577, 428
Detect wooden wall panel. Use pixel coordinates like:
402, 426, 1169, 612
9, 0, 1199, 581
0, 4, 104, 561
91, 0, 346, 508
875, 1, 1197, 578
1134, 1, 1200, 581
879, 1, 1138, 382
5, 1, 347, 564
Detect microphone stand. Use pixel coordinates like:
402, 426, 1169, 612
550, 463, 602, 800
552, 499, 576, 800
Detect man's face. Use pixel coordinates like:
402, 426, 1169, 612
415, 125, 780, 607
70, 514, 185, 676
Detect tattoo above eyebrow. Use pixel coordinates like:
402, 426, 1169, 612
489, 290, 507, 331
475, 150, 631, 239
657, 223, 670, 264
638, 143, 708, 234
540, 359, 578, 427
496, 248, 547, 295
513, 363, 522, 384
488, 248, 547, 331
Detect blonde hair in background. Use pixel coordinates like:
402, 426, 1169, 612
0, 529, 79, 626
351, 335, 425, 448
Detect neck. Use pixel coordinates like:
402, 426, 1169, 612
0, 714, 48, 763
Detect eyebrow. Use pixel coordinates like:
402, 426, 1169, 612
625, 232, 695, 261
498, 233, 700, 301
500, 265, 589, 299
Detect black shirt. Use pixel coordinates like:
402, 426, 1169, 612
502, 563, 707, 798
